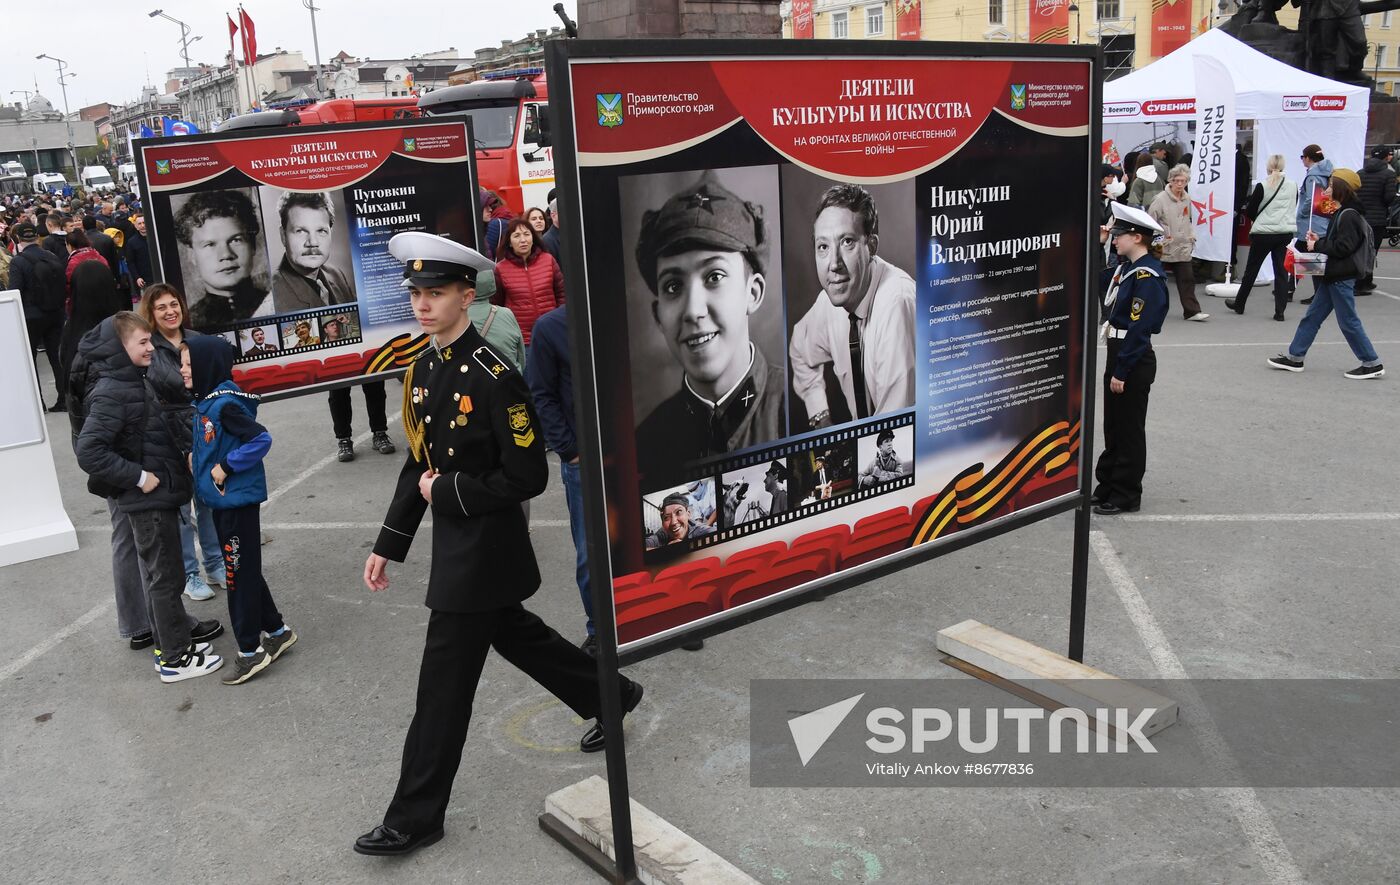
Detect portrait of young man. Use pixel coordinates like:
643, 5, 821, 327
267, 190, 356, 312
240, 325, 279, 355
173, 188, 272, 328
782, 177, 917, 429
622, 167, 789, 483
857, 426, 911, 489
644, 490, 717, 550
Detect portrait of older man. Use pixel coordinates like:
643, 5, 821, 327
789, 183, 916, 429
270, 191, 355, 312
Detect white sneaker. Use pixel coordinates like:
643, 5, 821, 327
152, 642, 213, 672
1187, 312, 1210, 322
183, 574, 216, 601
157, 648, 223, 683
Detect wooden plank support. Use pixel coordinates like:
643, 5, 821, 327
543, 776, 760, 885
936, 619, 1178, 739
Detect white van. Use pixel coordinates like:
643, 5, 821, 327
1, 160, 25, 177
80, 165, 116, 192
32, 172, 68, 193
116, 162, 137, 185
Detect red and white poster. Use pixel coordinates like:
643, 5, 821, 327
791, 0, 814, 38
896, 0, 922, 40
559, 51, 1095, 653
136, 119, 479, 399
1030, 0, 1070, 44
1151, 0, 1193, 57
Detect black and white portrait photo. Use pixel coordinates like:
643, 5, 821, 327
261, 188, 357, 312
171, 188, 274, 330
856, 425, 913, 489
720, 458, 791, 527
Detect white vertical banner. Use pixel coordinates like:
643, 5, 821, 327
1190, 56, 1236, 262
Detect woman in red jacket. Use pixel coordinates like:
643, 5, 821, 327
492, 216, 564, 348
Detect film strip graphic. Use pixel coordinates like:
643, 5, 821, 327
669, 413, 917, 552
912, 417, 1081, 546
228, 304, 366, 365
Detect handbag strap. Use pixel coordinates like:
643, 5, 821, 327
1256, 180, 1283, 216
480, 304, 498, 337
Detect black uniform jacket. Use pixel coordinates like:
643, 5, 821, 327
1101, 254, 1168, 381
373, 323, 548, 613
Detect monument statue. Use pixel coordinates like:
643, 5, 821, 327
1221, 0, 1400, 87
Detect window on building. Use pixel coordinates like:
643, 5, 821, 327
988, 0, 1004, 25
866, 4, 884, 36
832, 10, 849, 38
1097, 0, 1120, 19
1385, 10, 1393, 27
1102, 34, 1135, 80
1378, 45, 1389, 68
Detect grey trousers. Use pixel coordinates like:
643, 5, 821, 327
127, 509, 193, 659
108, 499, 199, 641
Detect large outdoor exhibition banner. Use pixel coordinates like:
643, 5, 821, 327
558, 48, 1095, 652
136, 118, 479, 398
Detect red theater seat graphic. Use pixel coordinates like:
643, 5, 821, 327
839, 520, 914, 570
853, 506, 911, 537
614, 578, 683, 615
320, 353, 368, 380
723, 550, 831, 609
612, 571, 651, 594
724, 540, 788, 571
770, 544, 836, 576
616, 583, 721, 644
689, 562, 763, 608
789, 524, 851, 557
653, 556, 722, 592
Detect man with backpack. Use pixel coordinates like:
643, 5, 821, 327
9, 221, 69, 411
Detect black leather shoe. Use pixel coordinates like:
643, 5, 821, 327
580, 634, 597, 658
1273, 313, 1285, 321
128, 632, 154, 651
353, 825, 444, 857
680, 638, 704, 651
1300, 296, 1313, 305
580, 680, 643, 753
1225, 298, 1244, 315
1093, 501, 1140, 516
190, 620, 224, 643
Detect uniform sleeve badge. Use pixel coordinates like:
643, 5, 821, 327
473, 345, 508, 378
1130, 297, 1145, 321
507, 403, 535, 447
1135, 269, 1154, 280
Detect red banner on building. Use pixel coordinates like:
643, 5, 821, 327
896, 0, 922, 40
791, 0, 814, 38
1151, 0, 1192, 56
1030, 0, 1070, 44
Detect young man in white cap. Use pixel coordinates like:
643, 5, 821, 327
1092, 203, 1169, 516
355, 232, 643, 859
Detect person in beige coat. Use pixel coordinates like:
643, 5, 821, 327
1148, 164, 1209, 321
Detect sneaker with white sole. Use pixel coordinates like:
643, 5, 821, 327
183, 574, 216, 601
1344, 364, 1385, 380
1267, 354, 1305, 373
221, 649, 271, 685
157, 647, 223, 683
263, 626, 298, 662
1186, 312, 1210, 322
153, 642, 212, 671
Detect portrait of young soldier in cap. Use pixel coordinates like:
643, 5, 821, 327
355, 231, 643, 860
632, 172, 786, 481
857, 428, 909, 489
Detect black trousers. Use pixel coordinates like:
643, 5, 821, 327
328, 380, 387, 439
1094, 345, 1156, 509
1233, 232, 1293, 315
26, 309, 66, 402
383, 604, 612, 834
213, 505, 283, 654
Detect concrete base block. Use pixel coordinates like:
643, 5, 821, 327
0, 518, 78, 568
543, 775, 758, 884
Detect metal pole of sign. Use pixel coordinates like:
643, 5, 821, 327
1070, 46, 1104, 664
543, 40, 639, 885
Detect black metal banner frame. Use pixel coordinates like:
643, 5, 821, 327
546, 37, 1103, 884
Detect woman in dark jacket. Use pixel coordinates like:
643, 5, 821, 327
492, 216, 565, 348
58, 258, 125, 388
1268, 169, 1385, 379
138, 283, 226, 599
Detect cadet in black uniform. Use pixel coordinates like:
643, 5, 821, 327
1092, 203, 1169, 516
354, 232, 643, 859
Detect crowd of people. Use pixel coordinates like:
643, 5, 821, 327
1095, 138, 1387, 516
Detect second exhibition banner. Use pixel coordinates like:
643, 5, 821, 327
557, 46, 1095, 653
136, 118, 479, 398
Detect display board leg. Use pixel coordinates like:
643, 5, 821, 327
1068, 500, 1091, 662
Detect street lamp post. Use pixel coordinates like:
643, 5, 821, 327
302, 0, 325, 98
35, 53, 79, 178
149, 9, 195, 69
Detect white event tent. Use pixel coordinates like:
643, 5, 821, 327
1102, 28, 1370, 185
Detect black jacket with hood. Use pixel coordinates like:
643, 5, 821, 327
1316, 199, 1371, 282
1357, 157, 1397, 227
72, 316, 193, 511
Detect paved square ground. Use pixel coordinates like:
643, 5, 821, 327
3, 258, 1398, 884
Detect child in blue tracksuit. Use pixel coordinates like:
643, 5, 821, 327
183, 336, 297, 685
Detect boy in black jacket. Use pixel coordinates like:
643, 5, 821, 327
74, 312, 225, 682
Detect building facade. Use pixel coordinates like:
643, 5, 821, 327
177, 51, 311, 130
447, 30, 567, 85
0, 94, 99, 178
325, 50, 466, 99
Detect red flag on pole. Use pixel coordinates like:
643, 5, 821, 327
227, 14, 238, 69
239, 8, 257, 65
